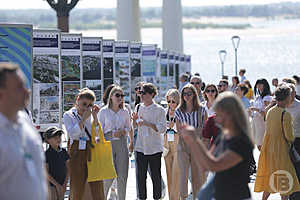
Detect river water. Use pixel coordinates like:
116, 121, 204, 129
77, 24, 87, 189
72, 18, 300, 86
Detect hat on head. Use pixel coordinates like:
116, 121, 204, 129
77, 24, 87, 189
43, 126, 63, 141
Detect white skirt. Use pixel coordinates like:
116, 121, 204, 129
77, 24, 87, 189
251, 113, 266, 146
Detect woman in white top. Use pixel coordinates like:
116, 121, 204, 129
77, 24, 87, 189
98, 86, 131, 200
164, 89, 180, 200
203, 84, 219, 117
249, 78, 272, 150
63, 88, 104, 200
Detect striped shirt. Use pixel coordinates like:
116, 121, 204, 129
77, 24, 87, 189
175, 106, 206, 129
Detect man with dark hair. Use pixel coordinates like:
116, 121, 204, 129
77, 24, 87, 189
179, 73, 189, 91
132, 83, 166, 200
0, 62, 47, 200
217, 79, 229, 93
239, 69, 247, 82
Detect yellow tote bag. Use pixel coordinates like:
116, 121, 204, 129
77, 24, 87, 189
87, 122, 117, 182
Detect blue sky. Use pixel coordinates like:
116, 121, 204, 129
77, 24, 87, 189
1, 0, 299, 9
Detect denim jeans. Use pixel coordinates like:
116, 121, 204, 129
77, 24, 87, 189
197, 172, 215, 200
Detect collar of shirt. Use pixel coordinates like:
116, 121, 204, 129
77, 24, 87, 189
0, 112, 22, 129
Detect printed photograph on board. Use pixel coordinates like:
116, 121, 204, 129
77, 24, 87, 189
161, 63, 168, 77
62, 56, 80, 81
83, 55, 101, 80
104, 79, 113, 91
130, 58, 141, 77
33, 55, 59, 83
83, 80, 102, 91
116, 59, 130, 77
40, 111, 59, 124
103, 57, 113, 79
40, 96, 59, 111
63, 82, 80, 94
39, 83, 59, 96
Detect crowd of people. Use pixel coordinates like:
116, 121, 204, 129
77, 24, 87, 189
1, 62, 300, 200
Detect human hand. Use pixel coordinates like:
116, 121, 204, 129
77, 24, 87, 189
113, 131, 122, 138
56, 184, 64, 197
168, 121, 175, 129
137, 119, 146, 127
82, 107, 92, 122
92, 104, 100, 118
179, 124, 196, 145
129, 142, 134, 152
132, 112, 138, 121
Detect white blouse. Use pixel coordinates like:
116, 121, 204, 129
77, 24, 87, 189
98, 105, 131, 135
63, 107, 94, 143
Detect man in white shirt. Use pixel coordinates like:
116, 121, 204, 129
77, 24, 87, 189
132, 83, 167, 200
0, 62, 47, 200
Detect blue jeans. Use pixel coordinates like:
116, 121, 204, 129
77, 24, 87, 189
197, 172, 215, 200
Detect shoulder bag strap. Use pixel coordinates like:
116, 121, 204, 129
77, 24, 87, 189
281, 110, 290, 146
72, 111, 93, 142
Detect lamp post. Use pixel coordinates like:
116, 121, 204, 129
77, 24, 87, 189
218, 50, 227, 77
231, 35, 240, 76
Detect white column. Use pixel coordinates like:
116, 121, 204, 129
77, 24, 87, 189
117, 0, 141, 42
162, 0, 183, 53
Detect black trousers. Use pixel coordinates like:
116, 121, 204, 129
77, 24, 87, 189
136, 151, 162, 200
290, 138, 300, 200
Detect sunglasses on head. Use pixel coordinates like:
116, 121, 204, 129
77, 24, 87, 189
167, 100, 177, 104
206, 89, 216, 93
82, 102, 93, 107
115, 93, 125, 98
191, 81, 201, 85
135, 87, 141, 91
183, 92, 194, 97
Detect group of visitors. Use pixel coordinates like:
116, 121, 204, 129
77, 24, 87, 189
1, 61, 300, 200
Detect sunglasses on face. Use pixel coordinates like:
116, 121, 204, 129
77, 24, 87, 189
82, 102, 93, 107
191, 81, 201, 85
206, 89, 216, 93
135, 87, 141, 91
183, 92, 194, 97
167, 100, 177, 104
139, 91, 146, 95
218, 84, 226, 87
115, 93, 125, 98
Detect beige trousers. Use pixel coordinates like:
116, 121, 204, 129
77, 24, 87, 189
164, 134, 180, 200
177, 138, 207, 200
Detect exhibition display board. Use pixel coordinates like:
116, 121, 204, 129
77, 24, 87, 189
61, 33, 82, 113
141, 44, 157, 85
130, 42, 142, 103
114, 41, 130, 103
103, 39, 114, 92
82, 37, 102, 105
32, 29, 61, 128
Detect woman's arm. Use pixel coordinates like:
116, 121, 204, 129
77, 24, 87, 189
284, 112, 295, 143
181, 126, 243, 172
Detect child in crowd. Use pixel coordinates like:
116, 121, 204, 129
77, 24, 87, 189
44, 127, 70, 200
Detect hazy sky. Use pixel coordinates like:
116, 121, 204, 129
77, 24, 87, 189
1, 0, 300, 9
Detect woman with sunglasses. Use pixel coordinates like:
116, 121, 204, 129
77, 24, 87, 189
203, 84, 219, 117
63, 88, 104, 200
175, 84, 207, 200
163, 89, 180, 200
190, 75, 205, 103
98, 86, 131, 200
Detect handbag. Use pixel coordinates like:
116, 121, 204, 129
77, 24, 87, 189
281, 110, 300, 163
87, 122, 117, 182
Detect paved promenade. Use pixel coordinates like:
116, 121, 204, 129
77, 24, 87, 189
61, 143, 281, 200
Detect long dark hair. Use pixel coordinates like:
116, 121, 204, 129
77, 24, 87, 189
103, 84, 117, 105
254, 78, 271, 98
178, 84, 201, 112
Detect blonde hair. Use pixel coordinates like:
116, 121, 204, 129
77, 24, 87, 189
165, 89, 180, 105
108, 86, 124, 109
179, 84, 201, 112
77, 88, 96, 101
212, 92, 253, 146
